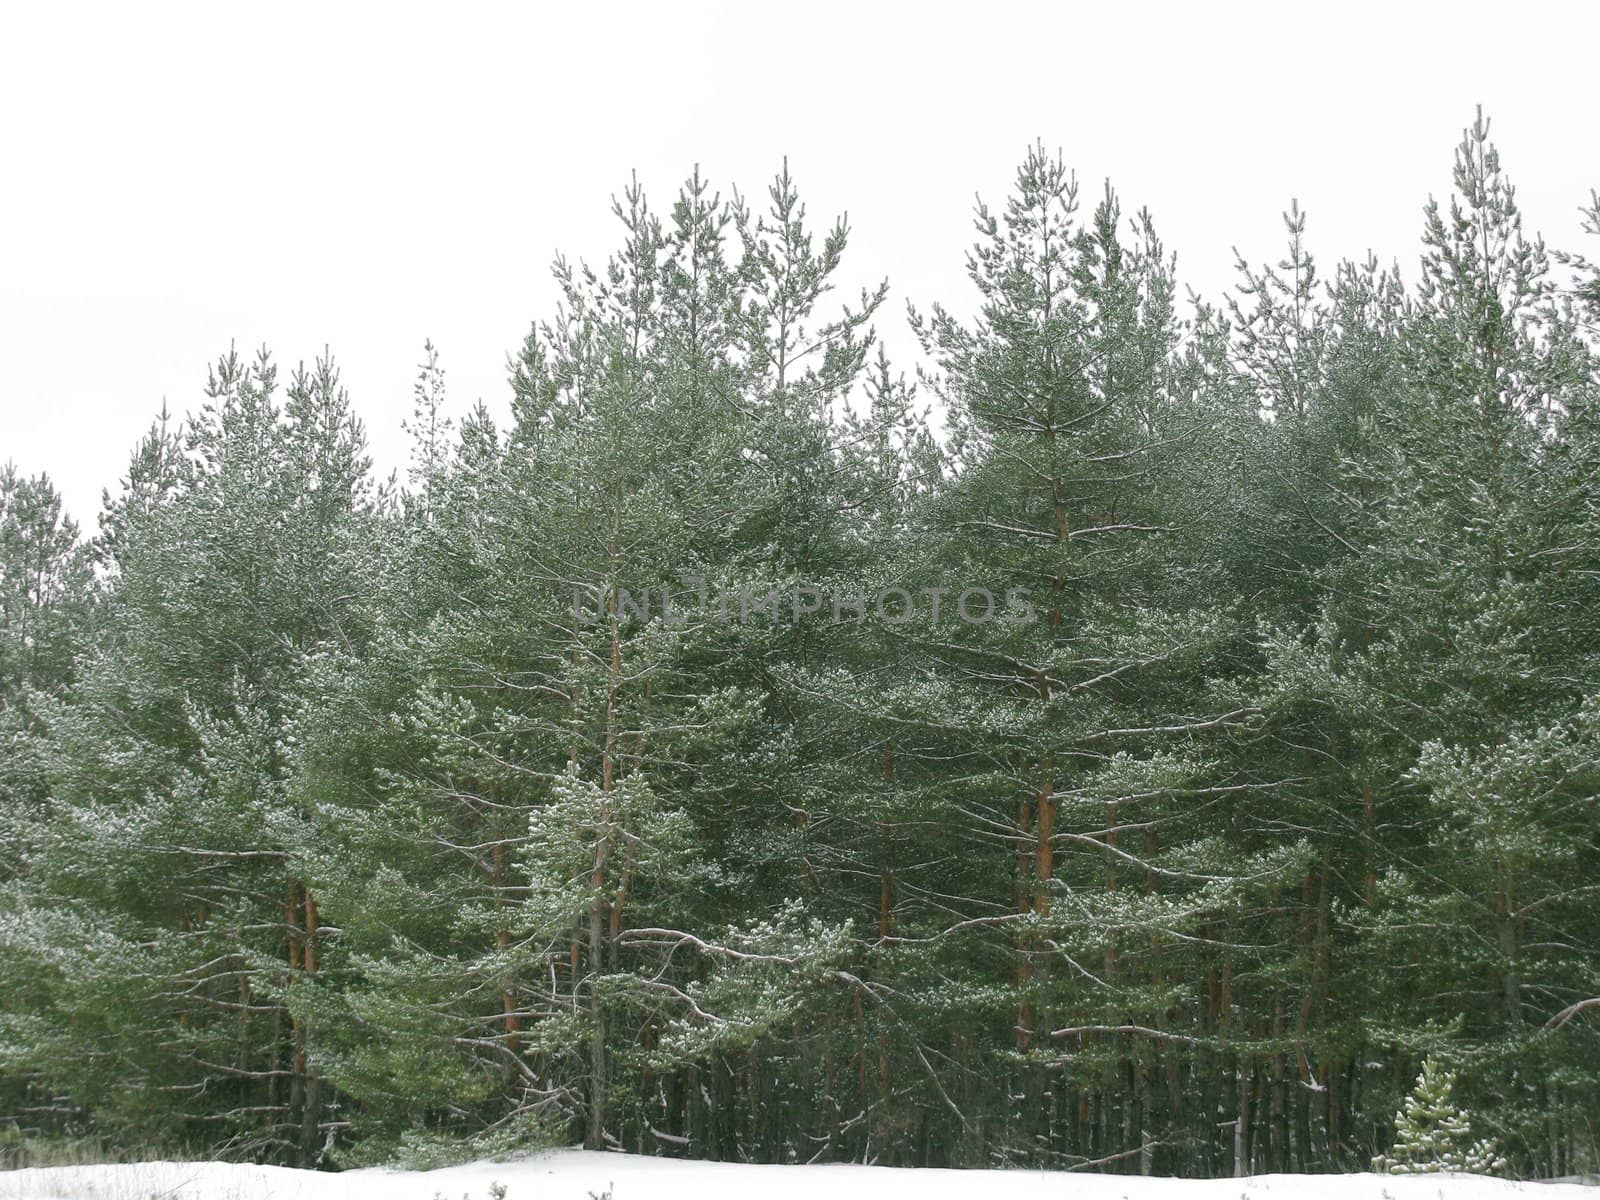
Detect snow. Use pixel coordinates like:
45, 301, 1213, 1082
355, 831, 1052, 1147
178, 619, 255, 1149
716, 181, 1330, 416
0, 1150, 1594, 1200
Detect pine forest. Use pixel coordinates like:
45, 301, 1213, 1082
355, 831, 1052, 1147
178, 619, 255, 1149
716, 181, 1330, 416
3, 113, 1600, 1180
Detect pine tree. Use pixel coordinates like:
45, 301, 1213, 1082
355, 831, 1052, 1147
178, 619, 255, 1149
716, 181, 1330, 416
1373, 1058, 1506, 1174
0, 466, 92, 1138
6, 348, 375, 1163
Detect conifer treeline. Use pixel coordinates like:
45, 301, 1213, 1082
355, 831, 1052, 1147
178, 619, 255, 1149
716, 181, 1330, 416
3, 117, 1599, 1176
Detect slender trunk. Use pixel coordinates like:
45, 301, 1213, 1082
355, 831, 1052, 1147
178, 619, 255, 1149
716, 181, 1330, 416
286, 886, 305, 1158
587, 896, 606, 1150
300, 889, 321, 1164
1015, 778, 1035, 1052
1361, 783, 1378, 908
492, 841, 522, 1056
1497, 899, 1523, 1028
1034, 766, 1055, 918
586, 525, 623, 1150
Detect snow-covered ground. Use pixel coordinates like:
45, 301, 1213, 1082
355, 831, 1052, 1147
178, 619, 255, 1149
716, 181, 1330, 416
0, 1150, 1593, 1200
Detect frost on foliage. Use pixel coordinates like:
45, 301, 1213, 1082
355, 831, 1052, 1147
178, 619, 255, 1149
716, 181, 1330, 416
1372, 1057, 1506, 1175
521, 769, 695, 930
648, 898, 856, 1062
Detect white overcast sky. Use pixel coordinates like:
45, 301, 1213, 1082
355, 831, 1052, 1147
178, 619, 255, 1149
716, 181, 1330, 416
2, 1, 1597, 527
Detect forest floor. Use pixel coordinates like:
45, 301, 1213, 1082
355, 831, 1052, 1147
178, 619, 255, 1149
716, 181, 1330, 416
1, 1150, 1596, 1200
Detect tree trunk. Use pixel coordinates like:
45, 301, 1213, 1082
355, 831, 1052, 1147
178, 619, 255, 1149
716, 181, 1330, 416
300, 889, 321, 1165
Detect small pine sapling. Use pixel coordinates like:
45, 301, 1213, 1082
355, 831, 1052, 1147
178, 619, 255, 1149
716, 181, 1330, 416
1373, 1058, 1506, 1174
